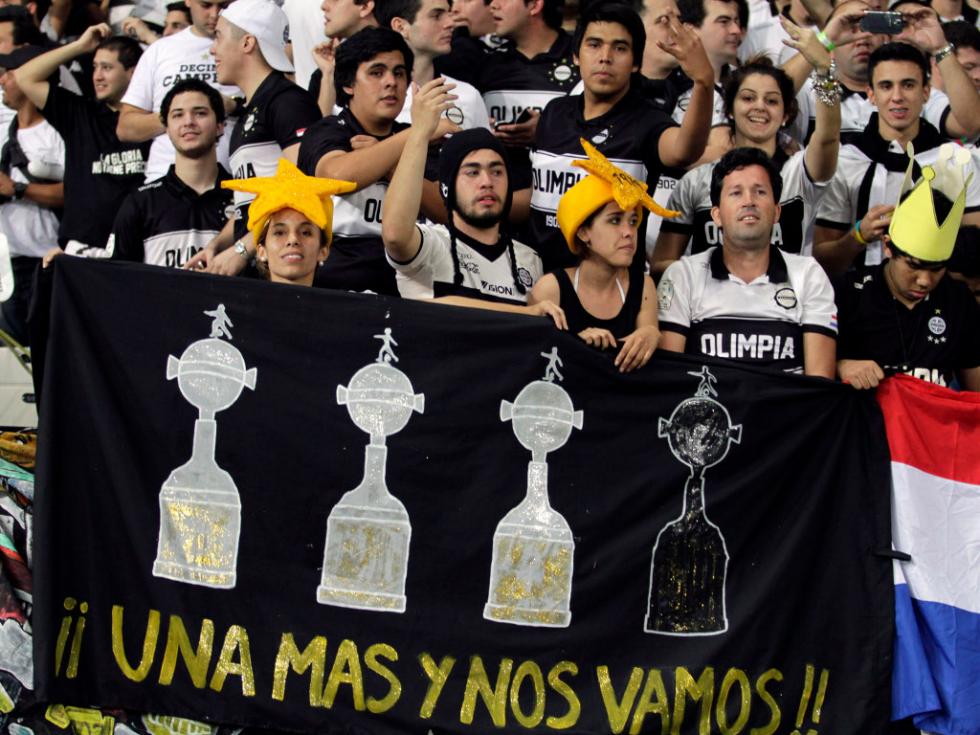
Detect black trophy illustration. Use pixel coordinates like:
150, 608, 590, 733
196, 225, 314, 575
153, 304, 257, 588
645, 366, 741, 635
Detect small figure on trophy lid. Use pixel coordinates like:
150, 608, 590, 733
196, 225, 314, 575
485, 348, 583, 627
645, 365, 742, 635
317, 328, 424, 612
153, 305, 257, 588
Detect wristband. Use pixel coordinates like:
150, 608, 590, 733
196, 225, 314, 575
816, 29, 835, 52
233, 240, 250, 260
853, 219, 869, 246
934, 43, 954, 64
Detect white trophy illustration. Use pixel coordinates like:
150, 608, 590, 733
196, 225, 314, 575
484, 347, 583, 628
317, 328, 424, 613
645, 366, 741, 635
153, 304, 257, 588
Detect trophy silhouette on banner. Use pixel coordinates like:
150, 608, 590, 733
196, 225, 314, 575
153, 304, 257, 588
317, 328, 424, 613
645, 366, 741, 635
484, 347, 583, 628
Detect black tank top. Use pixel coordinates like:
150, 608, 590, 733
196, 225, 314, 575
556, 268, 646, 339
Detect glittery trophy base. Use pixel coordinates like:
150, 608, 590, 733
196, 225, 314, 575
153, 487, 241, 588
484, 529, 573, 627
317, 510, 410, 612
645, 514, 728, 634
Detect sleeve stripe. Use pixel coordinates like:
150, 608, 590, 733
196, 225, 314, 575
803, 325, 838, 339
659, 321, 689, 336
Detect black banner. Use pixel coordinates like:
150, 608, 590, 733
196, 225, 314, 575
34, 258, 894, 734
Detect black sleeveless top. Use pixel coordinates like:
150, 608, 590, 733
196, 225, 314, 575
556, 268, 646, 339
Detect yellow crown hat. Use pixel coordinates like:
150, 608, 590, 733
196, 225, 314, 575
221, 159, 356, 246
887, 143, 973, 262
556, 139, 680, 253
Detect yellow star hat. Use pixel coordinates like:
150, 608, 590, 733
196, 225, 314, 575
221, 158, 356, 246
556, 139, 680, 253
888, 143, 973, 263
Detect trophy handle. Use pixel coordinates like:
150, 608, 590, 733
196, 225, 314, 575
499, 400, 513, 422
166, 355, 179, 381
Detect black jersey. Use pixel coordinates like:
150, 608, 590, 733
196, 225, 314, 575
555, 267, 646, 338
835, 263, 980, 387
228, 72, 321, 241
434, 32, 495, 84
528, 84, 676, 271
108, 166, 233, 268
297, 108, 438, 296
40, 86, 150, 249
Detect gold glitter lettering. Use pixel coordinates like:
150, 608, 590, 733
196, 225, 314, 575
111, 605, 160, 682
418, 653, 456, 719
596, 665, 644, 734
750, 669, 782, 735
509, 660, 545, 728
629, 669, 668, 735
460, 656, 512, 727
66, 601, 88, 679
209, 625, 255, 696
545, 661, 580, 730
671, 667, 714, 735
716, 669, 751, 734
159, 615, 215, 688
365, 643, 401, 713
272, 633, 327, 706
54, 597, 76, 677
322, 639, 365, 710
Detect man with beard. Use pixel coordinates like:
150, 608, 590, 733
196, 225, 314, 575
658, 147, 837, 376
108, 79, 233, 266
382, 80, 552, 310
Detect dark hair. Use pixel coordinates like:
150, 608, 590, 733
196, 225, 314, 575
334, 27, 413, 106
678, 0, 747, 28
722, 55, 798, 130
868, 41, 930, 85
709, 146, 783, 205
165, 0, 191, 14
96, 35, 142, 70
375, 0, 423, 28
159, 78, 226, 124
573, 1, 645, 67
539, 0, 564, 30
0, 6, 44, 46
943, 19, 980, 54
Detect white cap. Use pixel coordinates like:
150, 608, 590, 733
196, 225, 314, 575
221, 0, 294, 73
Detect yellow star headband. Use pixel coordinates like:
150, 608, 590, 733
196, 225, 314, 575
888, 143, 973, 263
221, 159, 356, 246
556, 139, 680, 253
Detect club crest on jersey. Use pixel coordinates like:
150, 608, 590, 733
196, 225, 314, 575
244, 108, 258, 133
446, 106, 464, 125
774, 288, 797, 310
928, 315, 946, 335
517, 267, 533, 288
551, 63, 573, 83
224, 204, 237, 220
591, 128, 609, 145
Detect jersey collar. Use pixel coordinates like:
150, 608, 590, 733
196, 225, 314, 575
710, 244, 788, 282
854, 113, 945, 171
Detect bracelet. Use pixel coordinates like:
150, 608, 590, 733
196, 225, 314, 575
934, 43, 954, 64
810, 59, 841, 106
816, 29, 835, 52
853, 219, 869, 246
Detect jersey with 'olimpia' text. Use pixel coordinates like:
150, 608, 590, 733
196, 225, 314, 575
660, 147, 827, 256
528, 85, 676, 272
658, 246, 837, 372
229, 72, 320, 241
388, 224, 543, 303
107, 166, 233, 267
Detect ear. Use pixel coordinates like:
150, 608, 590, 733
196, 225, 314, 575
772, 202, 781, 223
216, 120, 226, 137
710, 205, 722, 228
257, 244, 268, 262
391, 16, 410, 39
526, 0, 544, 18
360, 0, 376, 18
343, 84, 354, 98
882, 234, 893, 258
242, 34, 259, 54
576, 225, 590, 246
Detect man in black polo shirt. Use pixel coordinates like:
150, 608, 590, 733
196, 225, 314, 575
527, 0, 713, 272
298, 27, 452, 294
835, 149, 980, 391
187, 0, 320, 274
15, 24, 149, 260
109, 79, 232, 266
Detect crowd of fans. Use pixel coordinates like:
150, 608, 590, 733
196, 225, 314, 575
0, 0, 977, 390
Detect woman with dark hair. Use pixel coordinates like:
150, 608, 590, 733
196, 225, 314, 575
223, 158, 355, 287
529, 141, 662, 373
651, 18, 841, 274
